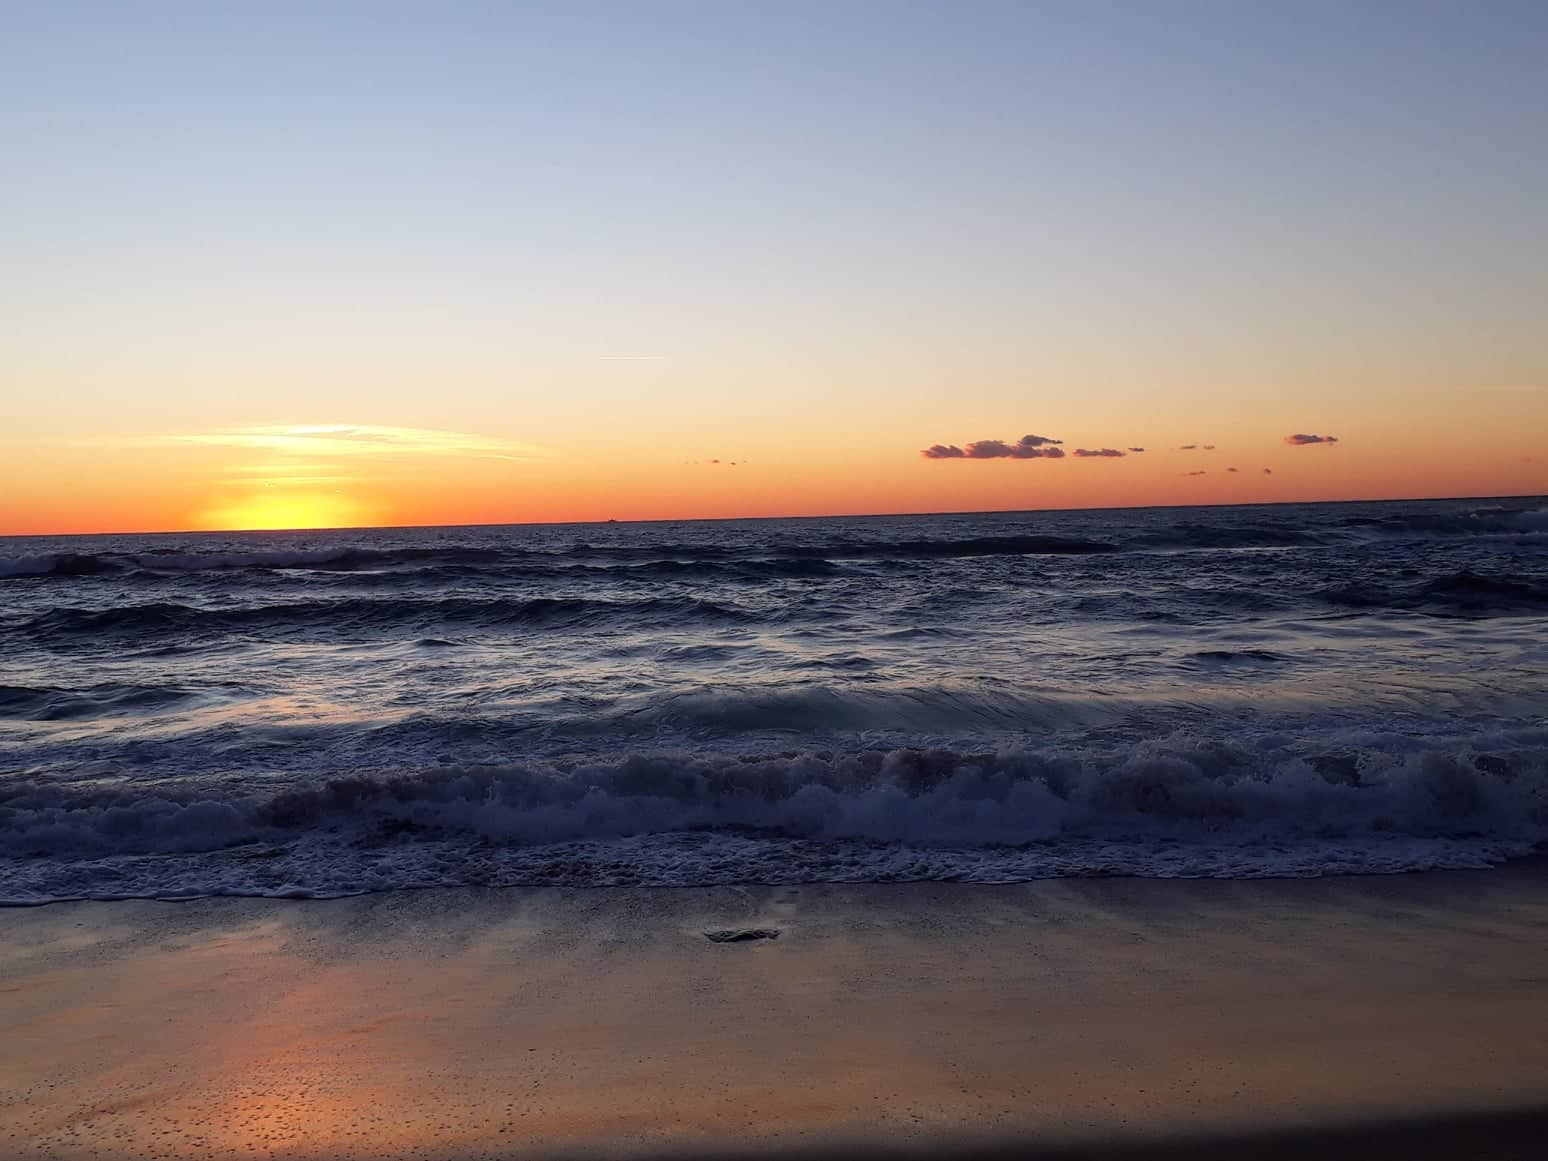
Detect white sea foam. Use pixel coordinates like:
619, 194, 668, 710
3, 730, 1544, 902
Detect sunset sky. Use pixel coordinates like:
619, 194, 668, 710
3, 0, 1545, 535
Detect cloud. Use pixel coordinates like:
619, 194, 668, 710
226, 474, 355, 487
217, 462, 361, 487
966, 440, 1020, 458
976, 439, 1065, 459
922, 434, 1066, 460
1179, 444, 1216, 451
1263, 468, 1273, 475
1184, 470, 1207, 477
1128, 447, 1146, 453
1227, 467, 1239, 473
1073, 448, 1126, 458
154, 424, 541, 462
1285, 433, 1339, 445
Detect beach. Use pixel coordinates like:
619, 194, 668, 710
4, 865, 1548, 1159
9, 0, 1548, 1153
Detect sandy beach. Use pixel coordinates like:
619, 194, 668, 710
2, 865, 1547, 1159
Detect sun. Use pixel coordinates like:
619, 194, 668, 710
193, 491, 376, 532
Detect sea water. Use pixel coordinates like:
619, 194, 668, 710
3, 497, 1547, 902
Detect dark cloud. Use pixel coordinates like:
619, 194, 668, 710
1263, 468, 1273, 475
1285, 433, 1339, 445
1227, 467, 1239, 473
922, 434, 1066, 460
1074, 448, 1126, 458
1184, 470, 1207, 477
996, 443, 1066, 459
1128, 447, 1146, 453
966, 440, 1018, 459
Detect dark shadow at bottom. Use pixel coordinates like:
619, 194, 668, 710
514, 1105, 1548, 1161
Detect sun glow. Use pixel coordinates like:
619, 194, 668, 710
194, 491, 377, 532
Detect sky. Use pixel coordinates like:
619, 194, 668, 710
3, 0, 1545, 535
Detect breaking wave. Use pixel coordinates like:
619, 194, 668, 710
3, 730, 1545, 901
1340, 506, 1548, 540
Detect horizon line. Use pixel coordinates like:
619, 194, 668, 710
3, 490, 1545, 540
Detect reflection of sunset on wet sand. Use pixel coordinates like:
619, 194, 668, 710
6, 878, 1548, 1158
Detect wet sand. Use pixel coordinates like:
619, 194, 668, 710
3, 867, 1548, 1159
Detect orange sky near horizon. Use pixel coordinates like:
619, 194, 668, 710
3, 413, 1544, 537
4, 4, 1546, 537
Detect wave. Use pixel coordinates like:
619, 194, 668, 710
1129, 524, 1324, 551
622, 685, 1091, 734
788, 535, 1119, 559
3, 728, 1545, 900
1127, 507, 1548, 552
7, 506, 1545, 589
19, 595, 760, 639
0, 681, 201, 721
622, 557, 844, 580
1186, 649, 1286, 664
0, 545, 510, 581
1339, 506, 1548, 540
0, 535, 1111, 587
561, 535, 1119, 561
1319, 570, 1548, 616
0, 553, 123, 579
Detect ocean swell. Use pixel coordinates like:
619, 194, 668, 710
0, 682, 202, 721
19, 595, 761, 640
0, 535, 1118, 583
1319, 570, 1548, 615
0, 545, 510, 580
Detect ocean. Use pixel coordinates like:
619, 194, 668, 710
2, 496, 1546, 903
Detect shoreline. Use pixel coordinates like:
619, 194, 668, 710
4, 864, 1548, 1158
4, 849, 1548, 909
